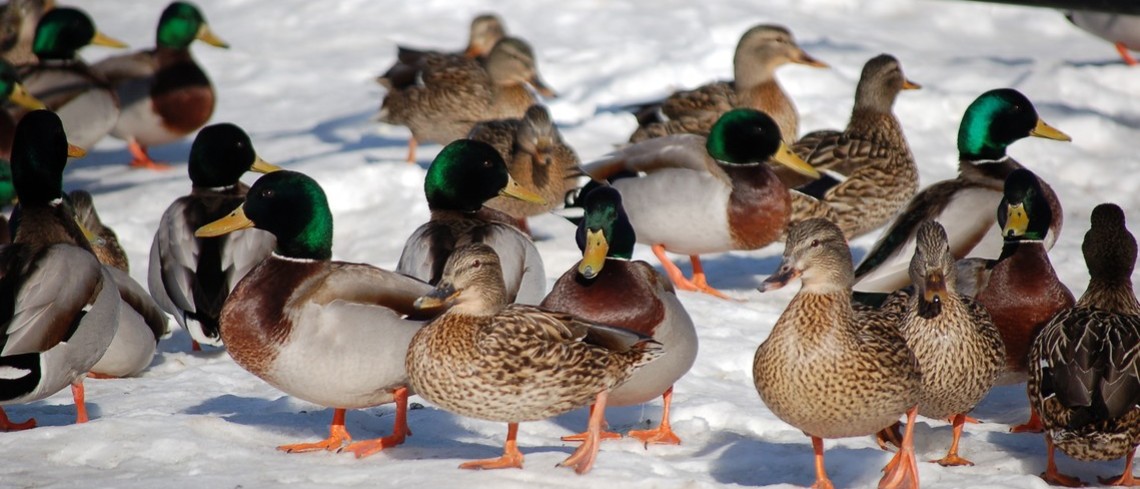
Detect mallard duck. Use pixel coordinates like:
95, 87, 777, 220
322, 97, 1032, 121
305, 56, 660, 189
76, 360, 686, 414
396, 139, 547, 304
407, 243, 663, 473
628, 24, 827, 144
69, 190, 128, 272
754, 217, 922, 489
541, 186, 697, 445
1028, 203, 1140, 487
148, 123, 278, 351
1066, 11, 1140, 66
91, 1, 228, 169
779, 54, 920, 239
376, 13, 506, 90
0, 0, 52, 66
877, 220, 1004, 467
583, 108, 820, 299
0, 59, 46, 159
853, 88, 1071, 293
196, 170, 432, 458
13, 7, 127, 151
956, 168, 1074, 433
469, 104, 582, 232
0, 109, 119, 430
378, 36, 556, 162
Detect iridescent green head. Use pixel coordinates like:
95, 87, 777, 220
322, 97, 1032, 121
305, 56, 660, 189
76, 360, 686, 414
706, 108, 819, 177
188, 123, 280, 188
957, 88, 1071, 161
424, 139, 545, 212
33, 7, 126, 60
997, 169, 1051, 242
0, 162, 14, 206
157, 1, 228, 49
575, 185, 635, 279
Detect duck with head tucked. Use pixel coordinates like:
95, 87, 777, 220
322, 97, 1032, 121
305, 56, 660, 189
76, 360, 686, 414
629, 24, 826, 144
583, 108, 820, 299
542, 185, 697, 446
407, 243, 663, 474
13, 7, 127, 151
148, 123, 279, 351
396, 139, 547, 305
196, 170, 434, 458
1029, 203, 1140, 487
755, 218, 922, 489
853, 88, 1071, 294
378, 36, 555, 162
376, 13, 506, 90
0, 110, 119, 430
92, 1, 229, 169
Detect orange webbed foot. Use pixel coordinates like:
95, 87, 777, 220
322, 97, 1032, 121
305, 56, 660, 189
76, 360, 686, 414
129, 159, 172, 170
933, 454, 974, 467
561, 430, 622, 443
951, 414, 981, 424
1098, 472, 1140, 486
343, 431, 407, 459
462, 423, 524, 470
878, 407, 920, 489
0, 407, 35, 431
628, 424, 681, 446
1010, 409, 1044, 433
277, 424, 351, 453
1041, 470, 1085, 487
126, 139, 171, 170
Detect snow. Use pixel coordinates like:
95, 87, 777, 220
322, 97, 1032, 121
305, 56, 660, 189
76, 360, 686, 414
2, 0, 1138, 487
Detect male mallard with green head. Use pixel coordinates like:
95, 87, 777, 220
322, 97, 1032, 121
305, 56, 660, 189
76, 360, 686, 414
93, 1, 229, 169
1030, 203, 1140, 487
197, 170, 434, 458
584, 108, 820, 299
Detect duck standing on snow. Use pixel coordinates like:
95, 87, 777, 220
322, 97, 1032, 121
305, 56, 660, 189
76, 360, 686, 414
148, 123, 278, 351
92, 1, 229, 169
13, 7, 127, 151
1066, 11, 1140, 66
468, 104, 582, 233
629, 24, 827, 144
583, 108, 820, 299
396, 139, 547, 304
956, 169, 1074, 433
197, 170, 434, 458
376, 13, 506, 89
0, 110, 119, 430
754, 218, 922, 489
1029, 203, 1140, 487
781, 54, 921, 239
541, 186, 697, 446
378, 36, 556, 162
853, 88, 1071, 293
406, 243, 663, 473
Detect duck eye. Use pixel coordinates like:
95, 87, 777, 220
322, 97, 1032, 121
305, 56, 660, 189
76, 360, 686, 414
810, 239, 820, 248
482, 160, 492, 168
471, 259, 482, 268
261, 189, 274, 199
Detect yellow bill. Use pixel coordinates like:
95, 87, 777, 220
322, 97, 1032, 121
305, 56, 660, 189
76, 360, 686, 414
1030, 118, 1071, 142
250, 156, 281, 173
8, 83, 45, 110
577, 229, 608, 279
1003, 202, 1029, 237
772, 142, 820, 179
67, 144, 86, 158
902, 79, 922, 90
196, 24, 230, 49
75, 218, 99, 244
196, 205, 254, 237
91, 31, 128, 48
500, 175, 546, 204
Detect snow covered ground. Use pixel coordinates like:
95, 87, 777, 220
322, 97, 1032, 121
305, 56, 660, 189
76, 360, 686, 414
2, 0, 1138, 487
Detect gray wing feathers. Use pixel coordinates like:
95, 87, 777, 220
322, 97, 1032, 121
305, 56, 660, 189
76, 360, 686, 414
3, 245, 103, 356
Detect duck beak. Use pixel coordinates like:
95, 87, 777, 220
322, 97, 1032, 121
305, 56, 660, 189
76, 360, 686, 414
577, 229, 608, 280
772, 142, 820, 179
415, 283, 459, 310
922, 269, 947, 304
794, 50, 828, 68
196, 24, 230, 49
1002, 202, 1029, 238
91, 31, 128, 49
1030, 118, 1071, 142
196, 205, 254, 237
902, 79, 921, 90
67, 144, 86, 158
530, 77, 557, 99
500, 175, 546, 204
75, 218, 101, 245
250, 156, 281, 174
759, 260, 800, 292
8, 83, 45, 110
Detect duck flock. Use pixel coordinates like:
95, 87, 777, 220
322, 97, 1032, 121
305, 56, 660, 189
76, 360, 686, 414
0, 0, 1138, 488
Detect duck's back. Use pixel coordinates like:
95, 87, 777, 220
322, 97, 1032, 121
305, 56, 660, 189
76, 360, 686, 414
379, 54, 493, 145
18, 62, 117, 149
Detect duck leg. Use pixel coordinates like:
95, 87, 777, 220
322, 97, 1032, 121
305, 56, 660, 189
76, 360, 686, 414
343, 387, 412, 458
558, 391, 609, 474
1117, 43, 1138, 66
0, 407, 35, 431
1041, 433, 1083, 487
878, 406, 920, 489
71, 381, 89, 424
651, 245, 699, 291
561, 402, 622, 442
688, 256, 733, 300
1099, 449, 1140, 486
951, 414, 980, 424
190, 339, 201, 352
126, 138, 171, 170
278, 408, 352, 453
810, 436, 835, 489
933, 413, 974, 466
405, 137, 418, 163
628, 386, 682, 446
875, 421, 903, 450
460, 422, 524, 470
1010, 407, 1043, 433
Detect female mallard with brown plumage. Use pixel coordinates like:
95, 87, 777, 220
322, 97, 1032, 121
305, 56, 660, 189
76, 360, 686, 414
1029, 203, 1140, 487
957, 168, 1074, 433
406, 243, 663, 474
629, 24, 826, 144
468, 104, 582, 233
541, 186, 697, 446
196, 170, 434, 458
780, 54, 921, 239
0, 0, 52, 66
754, 218, 922, 489
583, 108, 820, 299
376, 13, 506, 90
378, 36, 555, 162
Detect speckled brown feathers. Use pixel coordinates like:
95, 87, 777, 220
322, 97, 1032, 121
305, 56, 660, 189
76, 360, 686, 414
69, 190, 129, 272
